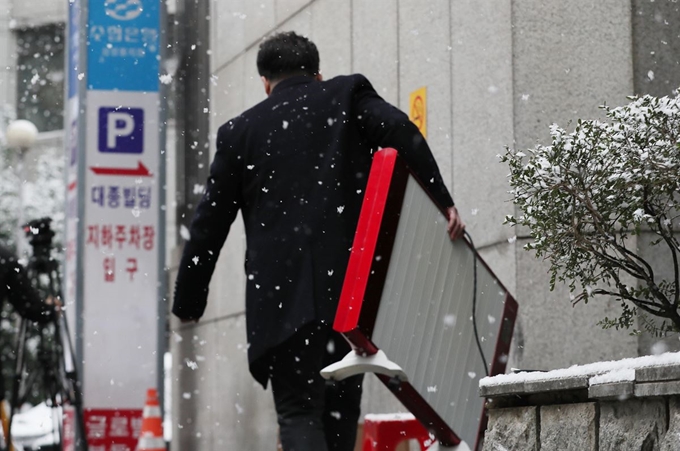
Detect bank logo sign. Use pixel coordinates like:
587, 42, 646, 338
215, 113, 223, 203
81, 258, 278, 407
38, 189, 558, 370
88, 0, 159, 92
104, 0, 144, 21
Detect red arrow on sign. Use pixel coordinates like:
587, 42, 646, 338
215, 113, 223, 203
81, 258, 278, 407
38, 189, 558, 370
89, 161, 152, 177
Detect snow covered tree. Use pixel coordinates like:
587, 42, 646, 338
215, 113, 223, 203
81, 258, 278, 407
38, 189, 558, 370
0, 145, 64, 253
0, 147, 20, 246
0, 137, 64, 404
501, 90, 680, 335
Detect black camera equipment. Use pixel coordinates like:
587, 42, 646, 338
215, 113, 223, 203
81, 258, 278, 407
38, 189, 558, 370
6, 218, 88, 451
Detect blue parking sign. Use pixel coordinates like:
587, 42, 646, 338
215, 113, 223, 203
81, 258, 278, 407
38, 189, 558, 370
98, 107, 144, 153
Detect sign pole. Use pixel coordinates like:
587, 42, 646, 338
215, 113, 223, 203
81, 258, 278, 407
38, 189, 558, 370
64, 0, 89, 446
157, 0, 169, 415
67, 0, 165, 448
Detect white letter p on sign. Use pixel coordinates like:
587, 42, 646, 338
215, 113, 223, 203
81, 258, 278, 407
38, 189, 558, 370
107, 112, 135, 149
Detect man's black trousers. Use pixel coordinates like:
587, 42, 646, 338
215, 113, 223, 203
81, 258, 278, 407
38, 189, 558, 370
269, 322, 364, 451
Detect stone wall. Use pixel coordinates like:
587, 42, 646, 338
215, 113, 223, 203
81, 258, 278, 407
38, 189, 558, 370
481, 356, 680, 451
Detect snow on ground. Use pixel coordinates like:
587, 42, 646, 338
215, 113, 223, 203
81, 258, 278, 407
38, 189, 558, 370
10, 402, 60, 448
363, 412, 415, 422
589, 368, 636, 385
480, 351, 680, 388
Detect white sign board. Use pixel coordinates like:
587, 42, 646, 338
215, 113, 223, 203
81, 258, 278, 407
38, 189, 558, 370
66, 0, 163, 447
83, 91, 160, 407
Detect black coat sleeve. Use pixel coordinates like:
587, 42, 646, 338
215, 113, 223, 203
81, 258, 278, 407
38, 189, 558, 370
351, 74, 454, 209
0, 245, 52, 324
172, 122, 244, 320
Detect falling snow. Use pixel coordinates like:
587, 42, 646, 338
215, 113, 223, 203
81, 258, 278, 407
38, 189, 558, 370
180, 225, 191, 241
651, 341, 669, 356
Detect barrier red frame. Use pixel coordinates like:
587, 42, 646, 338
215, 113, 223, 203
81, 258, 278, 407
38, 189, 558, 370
334, 148, 518, 448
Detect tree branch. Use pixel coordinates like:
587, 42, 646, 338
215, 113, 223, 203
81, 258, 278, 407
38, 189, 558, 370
581, 242, 647, 281
655, 215, 680, 307
585, 288, 668, 317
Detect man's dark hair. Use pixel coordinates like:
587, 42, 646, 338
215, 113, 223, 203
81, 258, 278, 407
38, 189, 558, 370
257, 31, 320, 81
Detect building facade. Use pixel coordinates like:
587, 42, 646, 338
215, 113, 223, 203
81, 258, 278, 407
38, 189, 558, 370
168, 0, 680, 449
0, 0, 678, 449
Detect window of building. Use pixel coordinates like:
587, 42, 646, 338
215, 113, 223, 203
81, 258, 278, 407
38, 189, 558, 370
16, 23, 65, 133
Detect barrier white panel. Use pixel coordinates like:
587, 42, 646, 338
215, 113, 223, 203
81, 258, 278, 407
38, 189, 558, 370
333, 148, 517, 448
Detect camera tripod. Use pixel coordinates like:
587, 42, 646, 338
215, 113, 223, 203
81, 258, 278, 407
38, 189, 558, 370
5, 218, 88, 451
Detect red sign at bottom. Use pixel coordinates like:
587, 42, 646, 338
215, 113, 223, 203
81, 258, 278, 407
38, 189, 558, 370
85, 409, 143, 451
63, 406, 76, 451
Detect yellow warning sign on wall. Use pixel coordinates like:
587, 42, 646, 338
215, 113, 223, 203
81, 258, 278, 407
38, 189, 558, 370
409, 86, 427, 138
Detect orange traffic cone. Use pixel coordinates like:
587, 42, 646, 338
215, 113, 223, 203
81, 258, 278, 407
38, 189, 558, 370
137, 389, 165, 451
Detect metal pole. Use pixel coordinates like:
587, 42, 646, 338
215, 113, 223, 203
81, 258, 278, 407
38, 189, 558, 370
16, 148, 26, 257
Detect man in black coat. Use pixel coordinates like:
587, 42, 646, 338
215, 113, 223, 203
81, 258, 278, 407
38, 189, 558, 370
173, 32, 464, 451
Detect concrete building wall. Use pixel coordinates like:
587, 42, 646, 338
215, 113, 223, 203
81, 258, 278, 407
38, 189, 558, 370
509, 0, 640, 372
0, 0, 66, 242
630, 0, 680, 358
631, 0, 680, 98
10, 0, 65, 28
0, 0, 16, 112
0, 0, 69, 128
170, 0, 680, 449
0, 0, 66, 131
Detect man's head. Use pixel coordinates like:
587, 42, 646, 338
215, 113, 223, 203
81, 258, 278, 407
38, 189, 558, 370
257, 31, 322, 95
